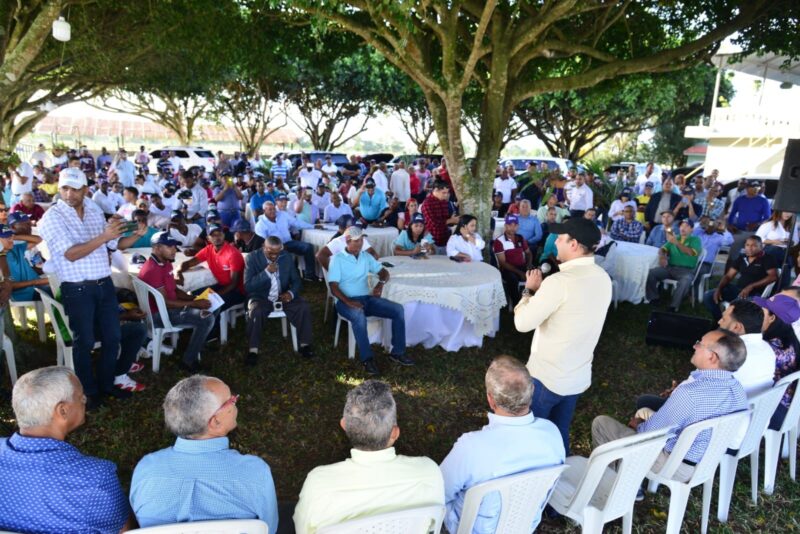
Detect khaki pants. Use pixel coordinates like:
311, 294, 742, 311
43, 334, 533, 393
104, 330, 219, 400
591, 415, 695, 483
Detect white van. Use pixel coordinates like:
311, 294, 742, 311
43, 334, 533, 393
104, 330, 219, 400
500, 157, 575, 176
148, 146, 216, 175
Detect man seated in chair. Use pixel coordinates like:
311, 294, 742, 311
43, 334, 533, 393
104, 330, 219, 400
0, 367, 132, 533
138, 231, 215, 373
592, 329, 747, 483
315, 215, 379, 271
609, 205, 644, 243
328, 226, 412, 376
439, 356, 565, 534
3, 213, 49, 301
645, 219, 702, 312
244, 236, 315, 366
293, 380, 444, 534
492, 214, 532, 306
703, 234, 778, 322
130, 375, 278, 531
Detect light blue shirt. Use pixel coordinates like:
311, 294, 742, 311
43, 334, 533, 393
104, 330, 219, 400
130, 437, 278, 532
254, 211, 311, 243
328, 250, 382, 297
517, 214, 542, 246
692, 226, 734, 264
394, 230, 434, 251
359, 189, 387, 220
115, 159, 137, 188
439, 412, 565, 534
645, 222, 679, 248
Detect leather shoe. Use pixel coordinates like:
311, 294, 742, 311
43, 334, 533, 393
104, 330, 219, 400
299, 345, 315, 359
362, 358, 380, 376
388, 353, 415, 366
244, 352, 258, 366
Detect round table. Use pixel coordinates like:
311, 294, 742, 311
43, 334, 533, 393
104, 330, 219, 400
367, 255, 506, 351
302, 225, 400, 258
611, 241, 660, 304
110, 248, 218, 292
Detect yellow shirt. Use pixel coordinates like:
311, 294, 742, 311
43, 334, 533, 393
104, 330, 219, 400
635, 194, 650, 223
40, 182, 59, 196
514, 256, 612, 395
293, 447, 444, 534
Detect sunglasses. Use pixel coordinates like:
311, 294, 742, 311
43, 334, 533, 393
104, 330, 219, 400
208, 394, 239, 424
0, 208, 8, 213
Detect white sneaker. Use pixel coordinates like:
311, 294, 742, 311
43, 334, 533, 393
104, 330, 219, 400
113, 374, 146, 392
137, 346, 150, 360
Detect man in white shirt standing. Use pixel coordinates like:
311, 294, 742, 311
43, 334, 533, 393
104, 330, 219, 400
112, 149, 137, 188
29, 144, 49, 167
320, 155, 339, 185
294, 380, 444, 533
372, 162, 389, 192
566, 173, 594, 218
168, 151, 182, 177
298, 160, 322, 190
514, 218, 612, 452
492, 168, 518, 214
91, 180, 118, 217
389, 161, 411, 210
440, 355, 565, 534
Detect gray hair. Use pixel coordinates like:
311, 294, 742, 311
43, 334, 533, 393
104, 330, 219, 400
519, 199, 531, 208
12, 366, 76, 429
711, 328, 748, 372
261, 200, 275, 209
342, 380, 397, 451
265, 235, 283, 248
163, 375, 221, 438
485, 355, 534, 415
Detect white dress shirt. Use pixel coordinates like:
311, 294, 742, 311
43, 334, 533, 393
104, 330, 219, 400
179, 185, 209, 219
113, 159, 137, 188
446, 234, 485, 262
168, 224, 203, 247
514, 256, 612, 395
293, 447, 444, 534
92, 190, 118, 215
492, 177, 518, 203
390, 169, 411, 202
734, 333, 778, 397
298, 169, 322, 189
567, 184, 594, 211
371, 170, 388, 192
323, 202, 353, 223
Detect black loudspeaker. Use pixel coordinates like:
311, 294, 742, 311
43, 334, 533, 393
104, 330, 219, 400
645, 311, 713, 350
773, 138, 800, 213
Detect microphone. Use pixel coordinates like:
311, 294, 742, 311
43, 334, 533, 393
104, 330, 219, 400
540, 263, 552, 275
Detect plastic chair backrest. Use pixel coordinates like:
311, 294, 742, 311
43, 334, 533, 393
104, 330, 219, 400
774, 369, 800, 434
760, 268, 781, 298
317, 504, 445, 534
130, 519, 269, 533
737, 384, 791, 457
657, 411, 750, 486
568, 428, 671, 521
131, 276, 174, 331
690, 249, 708, 285
456, 464, 567, 534
36, 288, 71, 347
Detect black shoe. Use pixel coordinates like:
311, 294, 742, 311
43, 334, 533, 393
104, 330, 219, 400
299, 345, 315, 359
179, 359, 203, 373
303, 274, 320, 282
668, 306, 679, 313
104, 388, 132, 400
388, 353, 415, 366
86, 394, 105, 411
244, 352, 258, 366
362, 358, 381, 376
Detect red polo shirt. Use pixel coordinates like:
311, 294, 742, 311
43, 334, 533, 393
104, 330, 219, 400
195, 242, 245, 292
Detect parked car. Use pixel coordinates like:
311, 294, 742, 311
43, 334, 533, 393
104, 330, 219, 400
270, 151, 349, 185
362, 153, 394, 164
719, 175, 780, 206
148, 146, 216, 175
502, 156, 576, 176
387, 153, 443, 172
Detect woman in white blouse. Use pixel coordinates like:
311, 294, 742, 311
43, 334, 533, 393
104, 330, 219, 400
756, 210, 793, 272
446, 214, 485, 262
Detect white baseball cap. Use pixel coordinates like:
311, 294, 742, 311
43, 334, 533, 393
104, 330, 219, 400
58, 167, 87, 189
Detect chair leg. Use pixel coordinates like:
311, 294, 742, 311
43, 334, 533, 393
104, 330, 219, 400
583, 507, 605, 534
334, 316, 341, 347
348, 323, 355, 360
281, 317, 288, 338
717, 455, 738, 522
664, 484, 691, 534
790, 425, 798, 481
324, 295, 330, 323
35, 302, 46, 342
220, 311, 229, 345
152, 330, 163, 373
56, 345, 64, 367
64, 347, 74, 371
764, 430, 783, 495
750, 447, 760, 504
290, 325, 298, 352
621, 508, 633, 534
14, 306, 28, 331
701, 478, 712, 534
3, 335, 17, 386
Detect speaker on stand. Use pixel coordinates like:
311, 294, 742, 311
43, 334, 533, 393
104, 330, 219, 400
773, 138, 800, 291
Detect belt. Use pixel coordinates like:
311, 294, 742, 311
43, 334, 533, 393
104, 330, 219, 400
61, 276, 111, 286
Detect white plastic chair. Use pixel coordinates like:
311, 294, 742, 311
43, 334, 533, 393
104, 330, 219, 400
321, 267, 334, 323
645, 410, 751, 534
129, 519, 268, 533
220, 302, 246, 345
716, 384, 790, 522
2, 333, 16, 386
659, 249, 707, 307
549, 428, 671, 534
317, 505, 445, 534
334, 314, 381, 360
268, 309, 298, 351
764, 370, 800, 495
131, 277, 193, 373
9, 299, 46, 342
455, 465, 567, 534
759, 268, 781, 298
36, 288, 76, 369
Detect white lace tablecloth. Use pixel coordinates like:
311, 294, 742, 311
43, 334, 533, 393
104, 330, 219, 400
302, 226, 400, 258
366, 255, 506, 351
110, 248, 218, 292
613, 241, 660, 304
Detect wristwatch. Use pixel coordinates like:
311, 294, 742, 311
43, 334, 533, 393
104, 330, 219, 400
521, 288, 532, 298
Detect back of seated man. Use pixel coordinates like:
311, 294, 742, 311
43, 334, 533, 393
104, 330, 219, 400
718, 299, 776, 397
315, 215, 379, 271
130, 375, 278, 531
592, 328, 747, 483
440, 356, 565, 534
0, 367, 131, 533
645, 219, 702, 312
293, 380, 444, 534
703, 235, 778, 322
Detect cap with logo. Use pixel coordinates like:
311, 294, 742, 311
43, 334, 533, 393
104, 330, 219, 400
547, 217, 602, 249
644, 181, 654, 189
170, 210, 184, 220
7, 212, 30, 226
58, 167, 87, 189
410, 213, 425, 225
344, 225, 364, 240
207, 224, 224, 235
365, 178, 376, 188
504, 214, 519, 225
150, 231, 182, 248
0, 225, 13, 239
681, 186, 695, 195
336, 214, 356, 229
747, 179, 762, 188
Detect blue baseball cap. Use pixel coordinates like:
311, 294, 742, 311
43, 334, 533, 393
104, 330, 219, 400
505, 214, 520, 225
207, 224, 224, 235
0, 225, 12, 238
336, 214, 356, 229
275, 193, 288, 201
231, 219, 251, 232
150, 231, 181, 248
170, 209, 184, 220
410, 213, 425, 225
7, 212, 30, 226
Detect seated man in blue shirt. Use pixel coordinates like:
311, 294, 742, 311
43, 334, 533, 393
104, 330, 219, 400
727, 179, 771, 262
692, 216, 734, 279
3, 214, 49, 301
353, 177, 387, 225
130, 375, 278, 531
592, 328, 747, 483
328, 225, 411, 376
0, 366, 131, 533
249, 179, 274, 218
440, 355, 565, 534
645, 210, 679, 248
516, 199, 543, 250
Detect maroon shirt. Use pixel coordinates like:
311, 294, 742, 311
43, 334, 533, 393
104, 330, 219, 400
10, 202, 45, 222
138, 255, 177, 313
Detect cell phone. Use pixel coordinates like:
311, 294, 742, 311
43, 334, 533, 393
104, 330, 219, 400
381, 261, 395, 268
123, 220, 139, 233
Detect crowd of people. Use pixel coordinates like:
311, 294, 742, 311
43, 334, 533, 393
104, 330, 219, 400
0, 145, 799, 533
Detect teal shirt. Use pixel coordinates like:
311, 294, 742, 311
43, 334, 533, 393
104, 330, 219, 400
394, 231, 434, 251
8, 242, 42, 301
359, 189, 387, 220
539, 233, 558, 263
125, 227, 159, 249
328, 250, 383, 297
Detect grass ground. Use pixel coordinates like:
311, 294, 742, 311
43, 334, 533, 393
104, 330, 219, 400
1, 283, 799, 533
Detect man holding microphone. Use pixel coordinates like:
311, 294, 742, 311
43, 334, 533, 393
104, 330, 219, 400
513, 218, 612, 452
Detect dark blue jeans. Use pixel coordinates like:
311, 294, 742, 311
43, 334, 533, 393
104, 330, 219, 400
702, 284, 742, 322
60, 277, 121, 396
118, 321, 147, 375
530, 377, 580, 454
335, 295, 405, 362
285, 239, 316, 277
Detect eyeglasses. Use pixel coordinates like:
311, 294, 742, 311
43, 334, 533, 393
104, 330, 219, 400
693, 340, 718, 357
0, 208, 8, 212
208, 394, 239, 424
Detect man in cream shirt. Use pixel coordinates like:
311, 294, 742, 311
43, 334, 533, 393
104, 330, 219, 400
293, 380, 444, 533
514, 217, 612, 452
